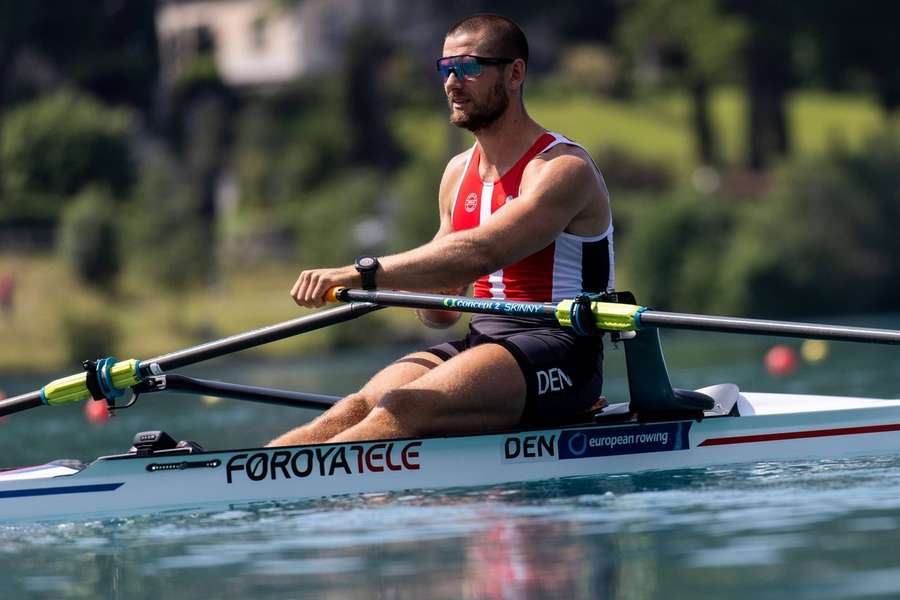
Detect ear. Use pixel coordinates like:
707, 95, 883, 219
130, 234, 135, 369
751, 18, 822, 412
507, 58, 526, 92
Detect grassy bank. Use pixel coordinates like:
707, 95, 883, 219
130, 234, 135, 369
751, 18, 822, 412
395, 87, 884, 174
0, 254, 430, 373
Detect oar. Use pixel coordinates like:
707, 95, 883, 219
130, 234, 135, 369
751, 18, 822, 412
144, 374, 340, 411
0, 302, 381, 417
327, 287, 900, 346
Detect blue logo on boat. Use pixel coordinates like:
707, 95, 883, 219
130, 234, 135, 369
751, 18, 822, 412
559, 422, 691, 459
567, 432, 588, 457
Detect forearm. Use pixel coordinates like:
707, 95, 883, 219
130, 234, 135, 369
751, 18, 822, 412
377, 232, 495, 292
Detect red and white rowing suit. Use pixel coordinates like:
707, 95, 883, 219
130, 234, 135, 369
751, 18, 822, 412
425, 132, 613, 424
451, 131, 614, 302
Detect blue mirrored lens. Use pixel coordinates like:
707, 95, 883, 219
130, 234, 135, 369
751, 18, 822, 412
437, 57, 482, 80
460, 59, 482, 78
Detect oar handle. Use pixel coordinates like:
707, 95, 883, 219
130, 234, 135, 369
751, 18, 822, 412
325, 286, 347, 303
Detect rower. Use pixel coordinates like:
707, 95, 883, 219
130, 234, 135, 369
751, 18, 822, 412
268, 14, 614, 446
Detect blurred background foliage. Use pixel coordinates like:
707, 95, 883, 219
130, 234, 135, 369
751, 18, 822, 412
0, 0, 898, 368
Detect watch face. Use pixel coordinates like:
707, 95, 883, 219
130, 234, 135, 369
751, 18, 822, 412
358, 257, 376, 269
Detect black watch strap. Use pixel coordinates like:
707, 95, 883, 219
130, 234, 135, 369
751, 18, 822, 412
355, 256, 379, 290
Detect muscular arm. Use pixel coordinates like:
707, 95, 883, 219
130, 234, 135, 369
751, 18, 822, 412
380, 153, 604, 289
414, 151, 468, 327
291, 150, 607, 307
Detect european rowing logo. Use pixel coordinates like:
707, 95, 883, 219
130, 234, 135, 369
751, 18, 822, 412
566, 432, 588, 457
464, 192, 478, 213
558, 422, 692, 460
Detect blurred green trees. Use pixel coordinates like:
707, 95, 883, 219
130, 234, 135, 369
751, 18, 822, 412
623, 132, 900, 316
618, 0, 747, 165
58, 186, 121, 290
1, 1, 900, 322
124, 158, 213, 292
0, 89, 133, 224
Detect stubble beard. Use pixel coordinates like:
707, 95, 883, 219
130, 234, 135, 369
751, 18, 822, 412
448, 80, 510, 132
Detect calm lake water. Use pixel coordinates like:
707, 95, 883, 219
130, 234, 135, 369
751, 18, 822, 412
3, 315, 900, 599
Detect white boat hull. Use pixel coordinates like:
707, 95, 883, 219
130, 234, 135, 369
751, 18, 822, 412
3, 391, 900, 523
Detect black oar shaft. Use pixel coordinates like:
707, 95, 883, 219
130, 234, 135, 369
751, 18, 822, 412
0, 302, 381, 417
144, 302, 382, 373
334, 288, 557, 320
160, 375, 340, 410
640, 311, 900, 345
337, 288, 900, 346
0, 391, 42, 417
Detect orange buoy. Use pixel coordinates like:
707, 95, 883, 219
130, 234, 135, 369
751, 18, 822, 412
765, 344, 798, 376
84, 398, 111, 424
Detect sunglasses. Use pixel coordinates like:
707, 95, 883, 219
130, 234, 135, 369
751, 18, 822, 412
436, 55, 514, 81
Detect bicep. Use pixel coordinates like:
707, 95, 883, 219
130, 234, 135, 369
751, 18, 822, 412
464, 158, 595, 265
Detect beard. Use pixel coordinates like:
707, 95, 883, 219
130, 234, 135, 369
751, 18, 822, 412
448, 80, 509, 132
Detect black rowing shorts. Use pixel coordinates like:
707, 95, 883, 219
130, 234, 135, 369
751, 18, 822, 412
425, 314, 604, 425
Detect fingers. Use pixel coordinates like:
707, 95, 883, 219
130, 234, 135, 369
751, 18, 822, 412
291, 271, 325, 308
290, 268, 352, 308
290, 272, 304, 299
290, 270, 322, 308
310, 274, 330, 307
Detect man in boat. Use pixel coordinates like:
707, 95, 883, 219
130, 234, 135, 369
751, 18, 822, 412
268, 14, 613, 446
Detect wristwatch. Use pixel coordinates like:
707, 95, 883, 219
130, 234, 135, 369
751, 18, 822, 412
354, 256, 380, 290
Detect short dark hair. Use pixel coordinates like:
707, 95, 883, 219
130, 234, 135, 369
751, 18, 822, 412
446, 14, 529, 64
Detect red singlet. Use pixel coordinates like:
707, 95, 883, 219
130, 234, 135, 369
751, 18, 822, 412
451, 131, 614, 302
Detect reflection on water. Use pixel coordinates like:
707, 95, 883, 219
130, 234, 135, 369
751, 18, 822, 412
463, 517, 617, 599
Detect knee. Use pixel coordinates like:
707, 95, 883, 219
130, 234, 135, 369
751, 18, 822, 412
377, 388, 434, 436
378, 388, 417, 411
336, 392, 374, 421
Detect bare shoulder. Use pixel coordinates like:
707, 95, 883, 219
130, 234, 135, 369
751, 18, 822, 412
523, 143, 607, 197
437, 148, 473, 207
434, 147, 474, 225
442, 148, 473, 185
520, 141, 610, 236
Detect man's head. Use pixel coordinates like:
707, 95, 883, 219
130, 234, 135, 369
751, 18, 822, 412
439, 14, 529, 132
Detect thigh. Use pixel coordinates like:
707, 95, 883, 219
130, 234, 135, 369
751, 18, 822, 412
501, 331, 604, 424
377, 343, 528, 435
355, 350, 446, 409
355, 334, 471, 409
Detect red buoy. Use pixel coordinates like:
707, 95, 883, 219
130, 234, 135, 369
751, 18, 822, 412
765, 344, 798, 376
84, 398, 111, 424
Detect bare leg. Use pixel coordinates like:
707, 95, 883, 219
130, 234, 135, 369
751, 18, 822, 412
266, 352, 444, 446
328, 343, 526, 443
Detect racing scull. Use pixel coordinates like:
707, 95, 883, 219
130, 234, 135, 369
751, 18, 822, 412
2, 289, 900, 523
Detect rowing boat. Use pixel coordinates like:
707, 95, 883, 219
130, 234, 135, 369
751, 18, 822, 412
3, 389, 900, 523
2, 289, 900, 523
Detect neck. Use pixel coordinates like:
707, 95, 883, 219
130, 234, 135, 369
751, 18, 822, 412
472, 103, 545, 177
